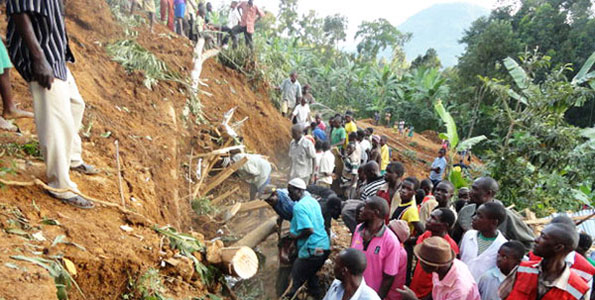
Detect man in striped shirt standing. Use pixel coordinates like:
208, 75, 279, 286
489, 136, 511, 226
7, 0, 98, 209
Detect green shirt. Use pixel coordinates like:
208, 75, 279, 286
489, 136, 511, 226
331, 127, 346, 148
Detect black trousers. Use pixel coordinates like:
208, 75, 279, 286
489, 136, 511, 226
230, 25, 253, 49
287, 251, 329, 298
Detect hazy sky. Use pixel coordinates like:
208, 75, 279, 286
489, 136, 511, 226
211, 0, 499, 49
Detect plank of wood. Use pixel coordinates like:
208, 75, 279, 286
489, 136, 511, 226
199, 157, 248, 196
525, 214, 594, 225
192, 154, 220, 199
211, 186, 240, 205
238, 200, 270, 213
193, 145, 245, 158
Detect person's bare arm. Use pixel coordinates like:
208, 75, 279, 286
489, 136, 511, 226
13, 13, 54, 89
378, 273, 396, 299
290, 227, 313, 240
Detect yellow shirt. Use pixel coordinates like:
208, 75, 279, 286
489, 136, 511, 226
397, 199, 420, 233
380, 144, 389, 171
344, 121, 357, 146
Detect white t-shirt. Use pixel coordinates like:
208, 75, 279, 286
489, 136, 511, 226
227, 7, 241, 28
292, 104, 311, 125
317, 150, 335, 185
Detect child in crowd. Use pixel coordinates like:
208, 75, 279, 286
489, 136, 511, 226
410, 208, 459, 299
460, 201, 508, 280
477, 241, 525, 300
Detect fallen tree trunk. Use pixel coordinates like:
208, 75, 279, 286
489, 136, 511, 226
233, 216, 278, 249
206, 241, 259, 279
220, 246, 259, 279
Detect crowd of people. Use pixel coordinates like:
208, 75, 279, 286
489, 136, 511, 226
254, 109, 595, 300
134, 0, 265, 49
3, 1, 595, 300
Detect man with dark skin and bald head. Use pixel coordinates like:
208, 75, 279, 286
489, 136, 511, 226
351, 196, 405, 299
358, 161, 386, 202
526, 215, 595, 298
499, 223, 590, 299
454, 177, 534, 249
323, 248, 381, 300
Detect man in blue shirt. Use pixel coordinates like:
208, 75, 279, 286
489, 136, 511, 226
429, 148, 447, 186
311, 121, 327, 142
285, 178, 330, 299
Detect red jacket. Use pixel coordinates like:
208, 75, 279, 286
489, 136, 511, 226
529, 251, 595, 283
506, 260, 589, 300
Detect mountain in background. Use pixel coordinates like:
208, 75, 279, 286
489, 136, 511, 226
398, 2, 489, 67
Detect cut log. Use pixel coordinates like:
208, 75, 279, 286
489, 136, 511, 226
233, 216, 278, 249
220, 246, 259, 279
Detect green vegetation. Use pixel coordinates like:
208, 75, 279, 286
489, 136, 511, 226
219, 0, 595, 216
122, 268, 172, 300
106, 39, 170, 89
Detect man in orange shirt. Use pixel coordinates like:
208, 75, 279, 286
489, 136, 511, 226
410, 208, 459, 298
231, 0, 264, 49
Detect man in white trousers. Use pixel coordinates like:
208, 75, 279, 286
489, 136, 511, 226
7, 0, 98, 208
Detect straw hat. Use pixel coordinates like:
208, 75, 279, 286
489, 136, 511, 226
413, 236, 455, 267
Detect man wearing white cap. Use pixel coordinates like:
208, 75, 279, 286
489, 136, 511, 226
285, 178, 330, 299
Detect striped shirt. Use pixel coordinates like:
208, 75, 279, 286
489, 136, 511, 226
360, 177, 386, 201
6, 0, 75, 82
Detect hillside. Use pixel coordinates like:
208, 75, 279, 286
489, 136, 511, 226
0, 1, 459, 299
0, 1, 290, 299
398, 2, 489, 67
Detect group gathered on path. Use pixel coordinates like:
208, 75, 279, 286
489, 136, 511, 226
1, 1, 594, 300
250, 109, 595, 300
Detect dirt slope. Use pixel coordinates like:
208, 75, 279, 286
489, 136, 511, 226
0, 1, 289, 299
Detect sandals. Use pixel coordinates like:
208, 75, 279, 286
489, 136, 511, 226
60, 195, 95, 209
71, 163, 100, 175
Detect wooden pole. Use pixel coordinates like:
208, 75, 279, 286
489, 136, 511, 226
115, 140, 126, 208
232, 216, 278, 249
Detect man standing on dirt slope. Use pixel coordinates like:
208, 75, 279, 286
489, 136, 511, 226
286, 178, 330, 299
429, 148, 447, 187
130, 0, 156, 33
454, 177, 534, 250
7, 0, 100, 209
369, 135, 382, 168
380, 136, 389, 175
232, 0, 264, 49
323, 248, 381, 300
277, 71, 302, 118
289, 124, 316, 184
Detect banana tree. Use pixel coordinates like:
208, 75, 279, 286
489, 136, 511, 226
434, 100, 487, 188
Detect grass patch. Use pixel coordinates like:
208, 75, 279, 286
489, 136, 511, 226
0, 141, 42, 159
403, 149, 417, 161
106, 39, 172, 89
191, 197, 217, 216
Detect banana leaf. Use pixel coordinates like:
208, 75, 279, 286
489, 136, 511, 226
572, 51, 595, 85
503, 57, 529, 90
434, 100, 459, 149
457, 136, 487, 152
